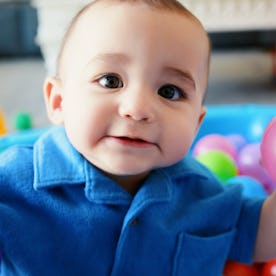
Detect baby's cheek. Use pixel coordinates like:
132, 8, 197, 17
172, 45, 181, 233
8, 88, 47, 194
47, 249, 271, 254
162, 137, 192, 167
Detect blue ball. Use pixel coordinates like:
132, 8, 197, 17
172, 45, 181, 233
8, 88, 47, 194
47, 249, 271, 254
226, 176, 267, 198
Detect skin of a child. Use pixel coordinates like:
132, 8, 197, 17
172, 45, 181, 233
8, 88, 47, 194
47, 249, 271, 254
44, 0, 208, 194
32, 0, 276, 268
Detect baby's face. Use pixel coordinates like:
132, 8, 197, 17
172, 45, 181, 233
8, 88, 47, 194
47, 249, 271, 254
45, 2, 208, 184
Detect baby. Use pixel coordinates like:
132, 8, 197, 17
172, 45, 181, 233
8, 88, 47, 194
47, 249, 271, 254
0, 0, 275, 275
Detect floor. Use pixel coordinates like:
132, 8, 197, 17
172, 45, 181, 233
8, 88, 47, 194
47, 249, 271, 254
0, 49, 275, 132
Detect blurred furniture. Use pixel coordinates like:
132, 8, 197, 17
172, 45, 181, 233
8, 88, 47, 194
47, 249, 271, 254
0, 0, 40, 56
184, 0, 276, 80
32, 0, 276, 75
184, 0, 276, 32
31, 0, 88, 74
1, 0, 275, 76
183, 0, 276, 49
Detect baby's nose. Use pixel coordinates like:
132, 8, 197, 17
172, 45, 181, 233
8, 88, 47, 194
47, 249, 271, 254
118, 89, 155, 122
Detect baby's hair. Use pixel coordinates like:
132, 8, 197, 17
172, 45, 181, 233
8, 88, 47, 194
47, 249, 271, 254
56, 0, 211, 77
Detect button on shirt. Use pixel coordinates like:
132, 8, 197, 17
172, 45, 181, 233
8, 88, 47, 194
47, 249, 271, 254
0, 127, 264, 275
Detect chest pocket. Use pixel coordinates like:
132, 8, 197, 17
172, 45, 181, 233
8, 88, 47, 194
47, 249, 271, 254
172, 230, 236, 276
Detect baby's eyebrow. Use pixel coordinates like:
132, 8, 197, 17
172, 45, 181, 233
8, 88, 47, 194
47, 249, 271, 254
164, 67, 196, 90
86, 53, 130, 66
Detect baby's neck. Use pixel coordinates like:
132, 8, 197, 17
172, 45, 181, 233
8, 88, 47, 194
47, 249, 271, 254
107, 172, 149, 196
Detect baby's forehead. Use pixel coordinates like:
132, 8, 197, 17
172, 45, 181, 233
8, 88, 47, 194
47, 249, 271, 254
58, 1, 210, 78
60, 2, 207, 48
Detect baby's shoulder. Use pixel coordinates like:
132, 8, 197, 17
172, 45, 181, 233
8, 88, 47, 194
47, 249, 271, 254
0, 146, 34, 189
0, 144, 33, 166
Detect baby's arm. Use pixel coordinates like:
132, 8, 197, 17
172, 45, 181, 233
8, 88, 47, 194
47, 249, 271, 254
254, 117, 276, 261
254, 191, 276, 261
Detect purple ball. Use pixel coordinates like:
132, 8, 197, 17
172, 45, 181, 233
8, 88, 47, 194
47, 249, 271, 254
226, 134, 248, 153
237, 143, 275, 193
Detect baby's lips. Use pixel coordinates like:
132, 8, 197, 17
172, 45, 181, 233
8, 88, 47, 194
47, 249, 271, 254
260, 117, 276, 182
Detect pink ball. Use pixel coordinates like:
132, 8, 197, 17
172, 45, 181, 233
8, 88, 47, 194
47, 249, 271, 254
193, 134, 237, 161
238, 143, 275, 193
261, 117, 276, 183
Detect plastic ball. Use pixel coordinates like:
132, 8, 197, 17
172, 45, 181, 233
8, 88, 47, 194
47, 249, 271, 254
226, 176, 267, 198
261, 117, 276, 183
226, 134, 248, 153
196, 150, 238, 183
13, 112, 32, 131
238, 143, 275, 189
223, 260, 260, 276
262, 258, 276, 276
193, 134, 237, 161
0, 109, 7, 135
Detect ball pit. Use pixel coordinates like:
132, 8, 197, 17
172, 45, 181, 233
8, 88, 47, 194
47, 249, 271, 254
192, 104, 276, 275
193, 104, 276, 197
194, 138, 272, 196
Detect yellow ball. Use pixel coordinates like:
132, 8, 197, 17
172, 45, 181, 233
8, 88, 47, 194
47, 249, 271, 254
0, 110, 7, 135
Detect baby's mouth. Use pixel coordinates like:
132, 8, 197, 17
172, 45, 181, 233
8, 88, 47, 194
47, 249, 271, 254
107, 135, 154, 148
117, 136, 147, 143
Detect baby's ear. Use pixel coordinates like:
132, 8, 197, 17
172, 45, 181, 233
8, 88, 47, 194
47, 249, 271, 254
43, 77, 64, 125
195, 106, 206, 134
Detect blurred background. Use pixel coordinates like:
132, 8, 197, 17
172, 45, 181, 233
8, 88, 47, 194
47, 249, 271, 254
0, 0, 276, 132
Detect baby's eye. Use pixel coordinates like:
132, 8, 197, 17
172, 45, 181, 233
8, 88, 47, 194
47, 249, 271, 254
97, 74, 123, 89
158, 84, 184, 100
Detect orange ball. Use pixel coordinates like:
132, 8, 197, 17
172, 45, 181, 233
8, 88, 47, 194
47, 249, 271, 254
0, 109, 7, 135
223, 260, 260, 276
262, 258, 276, 276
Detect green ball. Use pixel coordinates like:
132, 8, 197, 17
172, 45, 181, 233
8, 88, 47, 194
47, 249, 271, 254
14, 112, 32, 130
196, 150, 238, 183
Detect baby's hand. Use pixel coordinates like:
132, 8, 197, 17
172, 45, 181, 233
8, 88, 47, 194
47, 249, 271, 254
261, 117, 276, 182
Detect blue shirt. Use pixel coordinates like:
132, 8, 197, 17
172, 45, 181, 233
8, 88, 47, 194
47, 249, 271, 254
0, 127, 264, 275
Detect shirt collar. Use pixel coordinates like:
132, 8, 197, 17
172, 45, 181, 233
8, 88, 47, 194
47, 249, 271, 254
33, 126, 86, 190
33, 127, 134, 204
160, 155, 209, 181
33, 126, 208, 204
